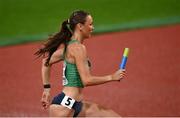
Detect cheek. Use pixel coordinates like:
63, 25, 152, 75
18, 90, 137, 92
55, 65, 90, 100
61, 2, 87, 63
84, 28, 92, 38
82, 26, 92, 37
84, 27, 91, 33
84, 25, 91, 31
87, 26, 92, 32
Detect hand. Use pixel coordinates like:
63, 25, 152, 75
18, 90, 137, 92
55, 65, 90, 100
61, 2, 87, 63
41, 89, 50, 109
111, 69, 126, 81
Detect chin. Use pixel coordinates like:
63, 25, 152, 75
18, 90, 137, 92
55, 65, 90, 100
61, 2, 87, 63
84, 35, 91, 39
88, 34, 92, 38
83, 32, 92, 39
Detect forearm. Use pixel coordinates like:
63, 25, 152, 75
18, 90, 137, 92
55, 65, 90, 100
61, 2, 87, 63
41, 60, 51, 85
83, 75, 113, 87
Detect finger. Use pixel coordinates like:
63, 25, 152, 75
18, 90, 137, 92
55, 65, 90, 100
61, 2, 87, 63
121, 69, 126, 71
118, 69, 125, 71
120, 70, 126, 74
41, 98, 46, 103
42, 93, 46, 98
41, 101, 45, 106
42, 105, 47, 109
120, 73, 125, 79
117, 69, 125, 74
42, 94, 49, 102
121, 72, 126, 76
44, 102, 50, 109
42, 102, 49, 109
44, 105, 49, 109
122, 72, 126, 75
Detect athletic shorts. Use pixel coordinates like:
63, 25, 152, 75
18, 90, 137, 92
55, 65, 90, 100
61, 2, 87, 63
51, 92, 83, 117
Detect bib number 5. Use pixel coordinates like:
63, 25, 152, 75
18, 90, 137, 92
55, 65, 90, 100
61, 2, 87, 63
61, 96, 75, 109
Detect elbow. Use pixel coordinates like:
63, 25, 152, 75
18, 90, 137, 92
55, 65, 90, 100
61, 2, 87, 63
42, 58, 46, 64
42, 58, 47, 66
81, 76, 92, 87
42, 58, 52, 67
82, 80, 90, 87
82, 80, 88, 87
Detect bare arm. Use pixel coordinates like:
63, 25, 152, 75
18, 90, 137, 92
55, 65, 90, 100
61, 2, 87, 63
41, 49, 64, 85
41, 49, 63, 109
72, 44, 125, 87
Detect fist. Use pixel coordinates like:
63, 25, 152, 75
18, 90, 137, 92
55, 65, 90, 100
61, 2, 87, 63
41, 89, 50, 109
112, 69, 126, 81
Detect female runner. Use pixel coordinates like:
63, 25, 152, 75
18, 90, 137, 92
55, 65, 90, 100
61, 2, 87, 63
35, 10, 125, 117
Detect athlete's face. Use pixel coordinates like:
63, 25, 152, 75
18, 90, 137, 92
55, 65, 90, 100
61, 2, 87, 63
81, 15, 94, 38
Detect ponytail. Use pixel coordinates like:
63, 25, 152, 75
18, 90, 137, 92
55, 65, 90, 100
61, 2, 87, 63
35, 10, 90, 66
34, 19, 72, 66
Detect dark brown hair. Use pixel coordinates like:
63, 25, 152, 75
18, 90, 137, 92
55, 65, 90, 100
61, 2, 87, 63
34, 10, 89, 66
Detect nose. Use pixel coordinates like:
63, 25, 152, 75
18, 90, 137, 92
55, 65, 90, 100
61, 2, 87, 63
92, 25, 94, 31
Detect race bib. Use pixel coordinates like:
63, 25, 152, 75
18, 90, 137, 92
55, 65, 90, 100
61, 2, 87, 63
61, 95, 75, 109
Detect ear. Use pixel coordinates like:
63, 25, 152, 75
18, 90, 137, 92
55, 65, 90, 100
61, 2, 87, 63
77, 23, 84, 31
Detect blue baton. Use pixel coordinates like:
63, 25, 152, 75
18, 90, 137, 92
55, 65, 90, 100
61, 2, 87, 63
120, 48, 130, 69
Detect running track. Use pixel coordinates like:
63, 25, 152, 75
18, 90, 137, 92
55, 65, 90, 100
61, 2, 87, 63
0, 25, 180, 117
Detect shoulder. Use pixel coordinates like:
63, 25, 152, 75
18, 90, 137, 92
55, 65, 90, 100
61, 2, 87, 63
69, 43, 87, 58
54, 48, 64, 56
43, 48, 64, 65
69, 43, 87, 54
51, 48, 64, 60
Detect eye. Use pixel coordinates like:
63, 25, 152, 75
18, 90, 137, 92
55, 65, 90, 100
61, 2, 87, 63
90, 22, 93, 26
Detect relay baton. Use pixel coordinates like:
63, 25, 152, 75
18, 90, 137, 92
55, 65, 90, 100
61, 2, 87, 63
119, 48, 130, 69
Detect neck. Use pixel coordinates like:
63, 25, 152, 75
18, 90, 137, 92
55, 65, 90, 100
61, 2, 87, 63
71, 31, 84, 43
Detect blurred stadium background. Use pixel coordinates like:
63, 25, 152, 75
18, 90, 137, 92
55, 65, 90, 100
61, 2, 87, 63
0, 0, 180, 46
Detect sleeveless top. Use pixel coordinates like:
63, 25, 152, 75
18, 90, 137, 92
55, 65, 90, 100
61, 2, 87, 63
62, 40, 91, 88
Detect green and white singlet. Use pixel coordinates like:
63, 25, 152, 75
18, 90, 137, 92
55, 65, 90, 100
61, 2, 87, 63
62, 40, 90, 88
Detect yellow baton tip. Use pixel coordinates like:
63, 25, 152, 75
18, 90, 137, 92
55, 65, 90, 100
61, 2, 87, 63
123, 48, 129, 57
